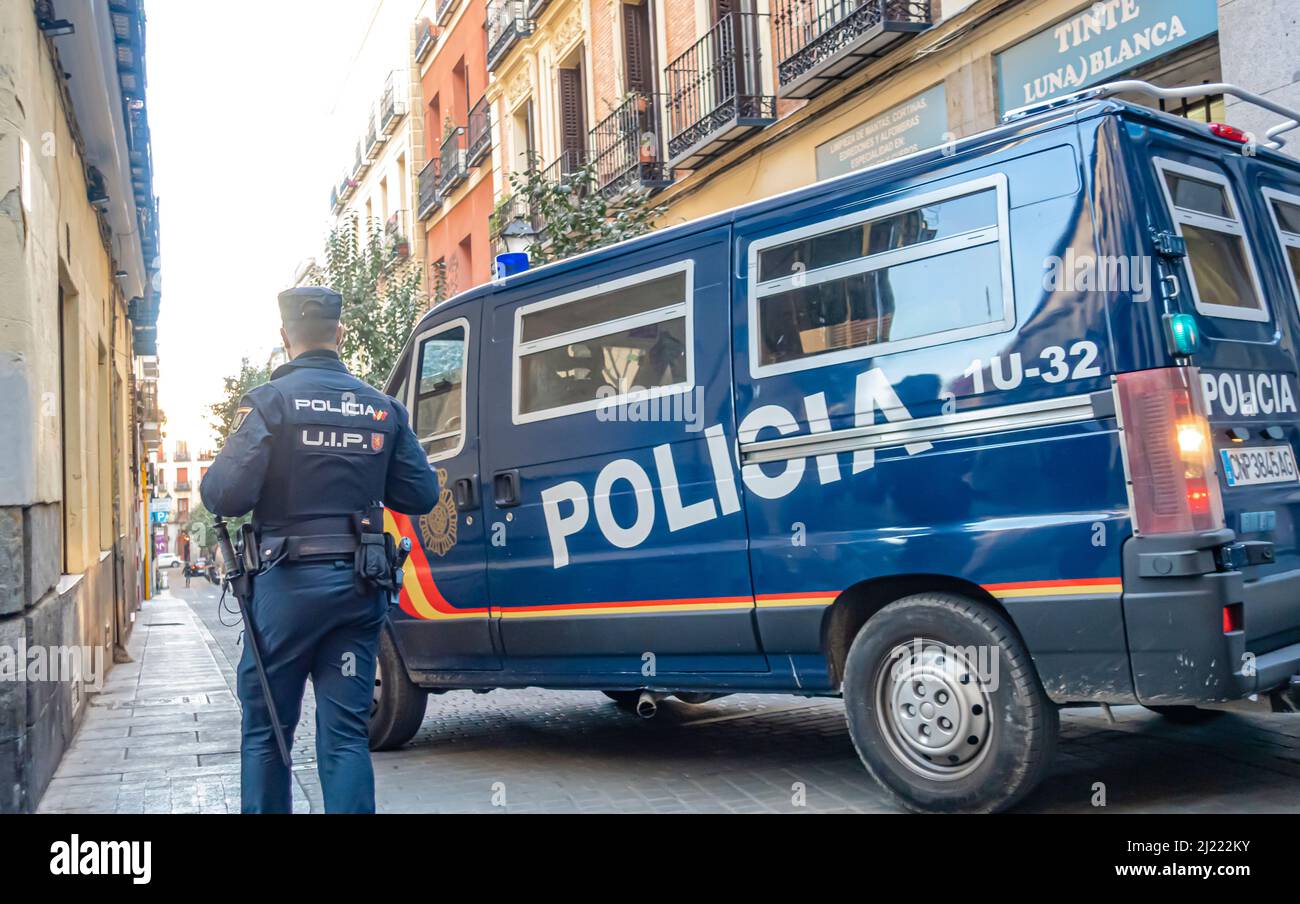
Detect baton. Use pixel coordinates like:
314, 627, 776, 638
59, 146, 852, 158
215, 517, 292, 768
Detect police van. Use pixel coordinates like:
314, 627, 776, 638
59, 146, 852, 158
372, 81, 1300, 812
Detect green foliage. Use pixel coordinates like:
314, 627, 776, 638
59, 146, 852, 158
185, 502, 251, 556
208, 357, 269, 442
505, 161, 666, 266
316, 214, 426, 386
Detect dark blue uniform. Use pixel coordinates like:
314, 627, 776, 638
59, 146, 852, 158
200, 348, 436, 813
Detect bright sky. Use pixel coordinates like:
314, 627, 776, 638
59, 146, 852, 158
148, 0, 377, 451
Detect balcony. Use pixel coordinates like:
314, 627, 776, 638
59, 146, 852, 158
542, 148, 590, 194
366, 107, 383, 157
487, 0, 531, 71
439, 127, 468, 195
467, 96, 492, 167
528, 0, 551, 18
590, 92, 671, 197
353, 139, 369, 178
774, 0, 933, 99
415, 19, 436, 62
435, 0, 456, 25
664, 12, 776, 170
174, 481, 191, 492
386, 211, 412, 265
380, 71, 408, 135
418, 158, 441, 220
338, 173, 357, 202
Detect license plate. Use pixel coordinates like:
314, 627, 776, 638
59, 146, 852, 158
1220, 445, 1299, 487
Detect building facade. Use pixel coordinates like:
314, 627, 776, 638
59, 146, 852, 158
329, 0, 428, 281
0, 0, 161, 812
415, 0, 497, 299
471, 0, 1294, 239
151, 440, 216, 562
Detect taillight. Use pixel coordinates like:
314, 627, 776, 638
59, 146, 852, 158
1209, 122, 1250, 144
1115, 366, 1225, 535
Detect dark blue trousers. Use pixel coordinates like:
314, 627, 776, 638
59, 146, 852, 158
238, 560, 386, 814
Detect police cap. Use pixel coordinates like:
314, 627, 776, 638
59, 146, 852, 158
278, 286, 343, 322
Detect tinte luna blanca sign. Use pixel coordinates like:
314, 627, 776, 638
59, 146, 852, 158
997, 0, 1218, 112
816, 85, 948, 180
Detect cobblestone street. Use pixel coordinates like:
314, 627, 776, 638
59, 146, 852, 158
37, 583, 1300, 814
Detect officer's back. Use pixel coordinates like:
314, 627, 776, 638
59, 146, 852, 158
199, 287, 436, 814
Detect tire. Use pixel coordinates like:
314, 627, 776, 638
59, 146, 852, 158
842, 592, 1059, 813
601, 691, 641, 706
1143, 705, 1225, 724
369, 627, 429, 751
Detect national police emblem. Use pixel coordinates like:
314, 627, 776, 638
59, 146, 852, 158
419, 467, 458, 557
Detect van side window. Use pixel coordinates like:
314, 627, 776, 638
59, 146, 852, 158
513, 262, 693, 422
748, 175, 1014, 376
413, 320, 468, 460
1263, 188, 1300, 306
1154, 159, 1268, 322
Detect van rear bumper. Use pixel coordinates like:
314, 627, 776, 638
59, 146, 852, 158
1122, 529, 1300, 705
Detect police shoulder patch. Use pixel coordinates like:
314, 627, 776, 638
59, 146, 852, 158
230, 406, 253, 435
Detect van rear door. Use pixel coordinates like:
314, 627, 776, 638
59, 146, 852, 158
1148, 146, 1300, 652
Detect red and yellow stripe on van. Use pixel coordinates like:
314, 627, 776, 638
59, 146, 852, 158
981, 578, 1123, 600
385, 511, 488, 620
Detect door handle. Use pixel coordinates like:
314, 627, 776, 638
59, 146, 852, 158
452, 476, 478, 511
493, 469, 521, 508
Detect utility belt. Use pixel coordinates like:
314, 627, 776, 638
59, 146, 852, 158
256, 506, 411, 596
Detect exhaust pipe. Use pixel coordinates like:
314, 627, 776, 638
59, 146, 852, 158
636, 691, 665, 719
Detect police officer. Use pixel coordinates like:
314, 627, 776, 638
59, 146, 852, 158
200, 287, 437, 814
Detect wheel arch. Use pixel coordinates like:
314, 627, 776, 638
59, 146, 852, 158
820, 574, 1010, 689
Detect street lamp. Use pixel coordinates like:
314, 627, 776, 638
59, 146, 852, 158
495, 215, 536, 279
500, 215, 535, 255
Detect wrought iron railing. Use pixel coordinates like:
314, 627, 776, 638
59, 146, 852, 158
773, 0, 932, 95
542, 148, 590, 192
381, 71, 407, 132
436, 0, 456, 24
439, 127, 468, 194
467, 95, 492, 166
487, 0, 530, 71
590, 92, 670, 195
418, 158, 441, 219
664, 12, 775, 165
366, 107, 380, 154
415, 19, 436, 61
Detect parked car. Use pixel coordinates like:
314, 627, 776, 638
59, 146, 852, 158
156, 552, 180, 568
369, 81, 1300, 813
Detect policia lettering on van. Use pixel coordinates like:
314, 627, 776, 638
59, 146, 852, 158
370, 81, 1300, 813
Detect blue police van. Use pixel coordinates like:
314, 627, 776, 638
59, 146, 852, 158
371, 81, 1300, 812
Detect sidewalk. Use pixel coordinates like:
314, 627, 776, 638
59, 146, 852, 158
36, 591, 313, 814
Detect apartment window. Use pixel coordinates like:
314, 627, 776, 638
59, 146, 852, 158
1154, 158, 1268, 322
513, 262, 693, 422
412, 320, 469, 460
1264, 188, 1300, 308
512, 99, 535, 171
622, 2, 653, 94
178, 498, 190, 519
750, 175, 1014, 375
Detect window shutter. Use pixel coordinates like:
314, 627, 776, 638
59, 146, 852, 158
558, 68, 586, 165
623, 4, 651, 94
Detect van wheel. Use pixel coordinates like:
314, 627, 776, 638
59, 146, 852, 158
842, 592, 1058, 813
369, 627, 429, 751
601, 691, 640, 706
675, 692, 724, 705
1143, 705, 1225, 724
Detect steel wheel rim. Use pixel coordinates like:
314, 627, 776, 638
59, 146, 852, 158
371, 658, 384, 715
874, 638, 993, 782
